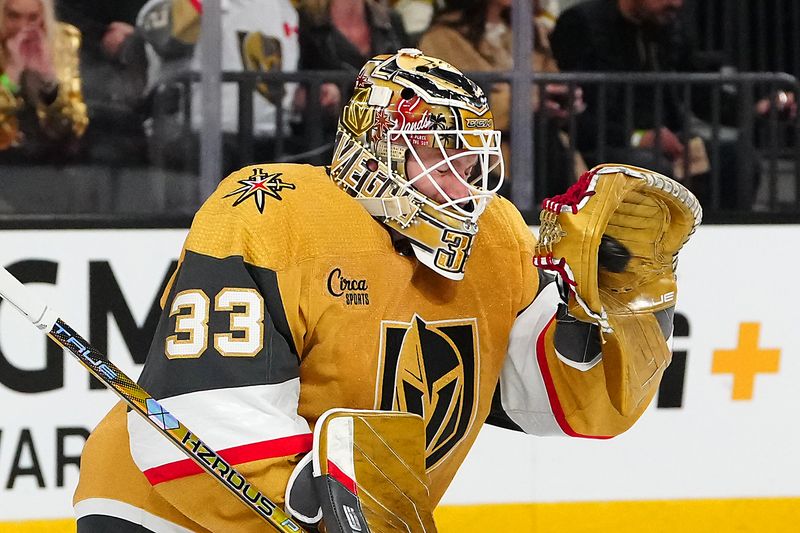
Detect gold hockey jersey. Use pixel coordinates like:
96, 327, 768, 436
75, 164, 662, 532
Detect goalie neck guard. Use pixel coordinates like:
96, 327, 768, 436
330, 48, 504, 280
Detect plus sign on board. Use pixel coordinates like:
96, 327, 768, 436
712, 322, 780, 400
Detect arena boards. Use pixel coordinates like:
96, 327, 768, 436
0, 226, 797, 532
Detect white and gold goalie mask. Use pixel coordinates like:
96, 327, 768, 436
330, 48, 504, 280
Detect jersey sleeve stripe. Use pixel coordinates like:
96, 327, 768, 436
497, 282, 565, 436
143, 433, 313, 485
129, 381, 310, 473
75, 497, 195, 533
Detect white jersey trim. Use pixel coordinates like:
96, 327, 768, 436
500, 282, 566, 436
74, 498, 194, 533
129, 379, 310, 472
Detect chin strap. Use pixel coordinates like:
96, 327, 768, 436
355, 196, 419, 226
355, 196, 413, 218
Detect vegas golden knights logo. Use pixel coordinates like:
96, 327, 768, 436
238, 31, 282, 104
342, 87, 375, 136
375, 315, 479, 471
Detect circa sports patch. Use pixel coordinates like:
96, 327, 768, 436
224, 168, 296, 213
326, 267, 371, 307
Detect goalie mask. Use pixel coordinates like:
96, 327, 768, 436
330, 48, 504, 280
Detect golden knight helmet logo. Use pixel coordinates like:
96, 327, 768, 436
376, 315, 479, 470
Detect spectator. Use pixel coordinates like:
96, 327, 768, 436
552, 0, 705, 175
418, 0, 586, 198
0, 0, 88, 163
390, 0, 559, 44
295, 0, 410, 159
551, 0, 795, 209
140, 0, 302, 174
56, 0, 150, 166
298, 0, 410, 72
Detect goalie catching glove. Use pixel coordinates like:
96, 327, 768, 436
534, 164, 702, 416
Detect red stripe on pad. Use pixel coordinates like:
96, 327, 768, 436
535, 315, 612, 440
327, 460, 357, 495
189, 0, 203, 13
143, 433, 313, 485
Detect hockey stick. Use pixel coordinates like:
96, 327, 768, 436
0, 266, 306, 533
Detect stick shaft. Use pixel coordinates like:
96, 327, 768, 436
0, 266, 305, 533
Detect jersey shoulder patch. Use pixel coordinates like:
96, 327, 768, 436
213, 163, 310, 217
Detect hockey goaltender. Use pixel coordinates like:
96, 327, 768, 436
73, 49, 701, 532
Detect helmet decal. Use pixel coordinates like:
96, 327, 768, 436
393, 95, 435, 145
370, 54, 489, 115
341, 86, 376, 136
372, 109, 395, 142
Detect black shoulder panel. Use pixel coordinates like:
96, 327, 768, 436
138, 251, 299, 399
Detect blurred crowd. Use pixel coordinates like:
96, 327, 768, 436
0, 0, 797, 211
